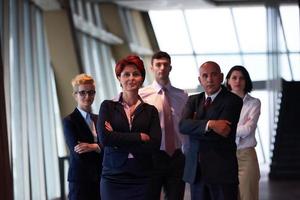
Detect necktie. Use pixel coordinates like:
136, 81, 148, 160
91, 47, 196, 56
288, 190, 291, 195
162, 88, 176, 156
86, 113, 97, 142
204, 96, 212, 110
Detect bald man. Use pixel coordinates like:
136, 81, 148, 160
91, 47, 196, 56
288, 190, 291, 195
179, 61, 243, 200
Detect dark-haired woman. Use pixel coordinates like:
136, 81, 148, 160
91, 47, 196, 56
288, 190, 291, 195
226, 66, 261, 200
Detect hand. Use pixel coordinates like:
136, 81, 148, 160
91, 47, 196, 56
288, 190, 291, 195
105, 121, 113, 132
208, 120, 231, 137
140, 133, 150, 142
74, 142, 99, 154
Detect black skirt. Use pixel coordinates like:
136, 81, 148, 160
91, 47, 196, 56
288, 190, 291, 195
100, 158, 151, 200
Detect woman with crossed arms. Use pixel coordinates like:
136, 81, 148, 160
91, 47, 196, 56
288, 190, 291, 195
226, 65, 261, 200
97, 55, 161, 200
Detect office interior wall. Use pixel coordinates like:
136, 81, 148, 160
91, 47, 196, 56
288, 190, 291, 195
99, 3, 132, 61
44, 10, 81, 117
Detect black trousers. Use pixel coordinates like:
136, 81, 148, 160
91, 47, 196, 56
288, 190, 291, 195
190, 162, 238, 200
68, 180, 100, 200
147, 149, 185, 200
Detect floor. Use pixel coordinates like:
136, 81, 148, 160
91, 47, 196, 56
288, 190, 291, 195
259, 165, 300, 200
182, 164, 300, 200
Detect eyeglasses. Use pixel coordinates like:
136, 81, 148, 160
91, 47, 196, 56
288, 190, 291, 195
75, 90, 96, 97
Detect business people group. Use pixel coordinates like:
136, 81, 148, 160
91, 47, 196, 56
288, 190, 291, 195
63, 53, 260, 200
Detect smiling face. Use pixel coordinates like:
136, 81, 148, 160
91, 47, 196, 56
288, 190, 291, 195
198, 62, 223, 96
118, 64, 143, 93
227, 70, 246, 94
74, 83, 95, 112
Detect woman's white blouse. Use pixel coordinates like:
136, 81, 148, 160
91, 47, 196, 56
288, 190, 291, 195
236, 94, 261, 150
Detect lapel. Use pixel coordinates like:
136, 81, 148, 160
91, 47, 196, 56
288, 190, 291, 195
71, 108, 94, 139
90, 113, 98, 125
205, 87, 226, 119
132, 102, 145, 119
193, 93, 205, 119
195, 86, 227, 119
112, 100, 145, 130
114, 102, 128, 121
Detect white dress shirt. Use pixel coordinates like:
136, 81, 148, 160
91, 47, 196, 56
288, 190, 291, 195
139, 80, 189, 152
77, 107, 97, 142
236, 94, 261, 150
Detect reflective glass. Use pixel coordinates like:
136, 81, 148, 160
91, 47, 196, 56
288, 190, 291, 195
232, 6, 267, 52
197, 55, 242, 77
169, 56, 199, 89
280, 54, 292, 81
243, 54, 268, 81
278, 23, 286, 52
185, 8, 238, 53
251, 90, 270, 164
149, 10, 193, 54
290, 54, 300, 80
280, 5, 300, 52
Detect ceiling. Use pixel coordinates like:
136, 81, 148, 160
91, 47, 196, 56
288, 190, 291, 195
94, 0, 298, 11
36, 0, 299, 11
111, 0, 214, 11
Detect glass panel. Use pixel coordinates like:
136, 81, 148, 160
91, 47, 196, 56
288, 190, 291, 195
251, 90, 270, 164
169, 56, 199, 90
149, 10, 193, 54
243, 54, 268, 81
96, 42, 118, 99
278, 22, 286, 52
232, 6, 267, 52
9, 0, 31, 199
280, 5, 300, 52
35, 8, 60, 199
196, 55, 242, 78
77, 33, 92, 73
185, 8, 238, 53
280, 54, 292, 81
290, 54, 300, 80
9, 1, 61, 198
119, 8, 140, 45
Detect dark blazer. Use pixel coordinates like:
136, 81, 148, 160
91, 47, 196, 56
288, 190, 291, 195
179, 86, 242, 184
63, 108, 103, 182
97, 100, 161, 173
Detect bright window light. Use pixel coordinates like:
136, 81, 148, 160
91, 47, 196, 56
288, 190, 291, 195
149, 10, 193, 54
232, 6, 267, 52
185, 8, 239, 53
280, 5, 300, 52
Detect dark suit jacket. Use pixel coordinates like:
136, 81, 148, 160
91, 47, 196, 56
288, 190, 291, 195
63, 108, 103, 182
179, 86, 242, 184
97, 100, 161, 173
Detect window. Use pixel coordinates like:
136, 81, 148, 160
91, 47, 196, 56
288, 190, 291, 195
150, 4, 300, 164
4, 0, 61, 198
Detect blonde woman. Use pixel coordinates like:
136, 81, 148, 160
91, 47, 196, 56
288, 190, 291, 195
63, 74, 102, 200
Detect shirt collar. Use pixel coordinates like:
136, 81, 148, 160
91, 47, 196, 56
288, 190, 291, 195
77, 107, 89, 119
243, 93, 250, 102
112, 92, 144, 104
205, 87, 222, 102
152, 80, 172, 93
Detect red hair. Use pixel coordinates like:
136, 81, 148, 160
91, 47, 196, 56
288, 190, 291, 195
115, 55, 145, 82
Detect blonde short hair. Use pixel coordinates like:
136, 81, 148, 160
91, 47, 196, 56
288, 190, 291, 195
71, 73, 95, 92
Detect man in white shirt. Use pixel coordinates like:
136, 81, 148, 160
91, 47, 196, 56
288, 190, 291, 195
139, 51, 188, 200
